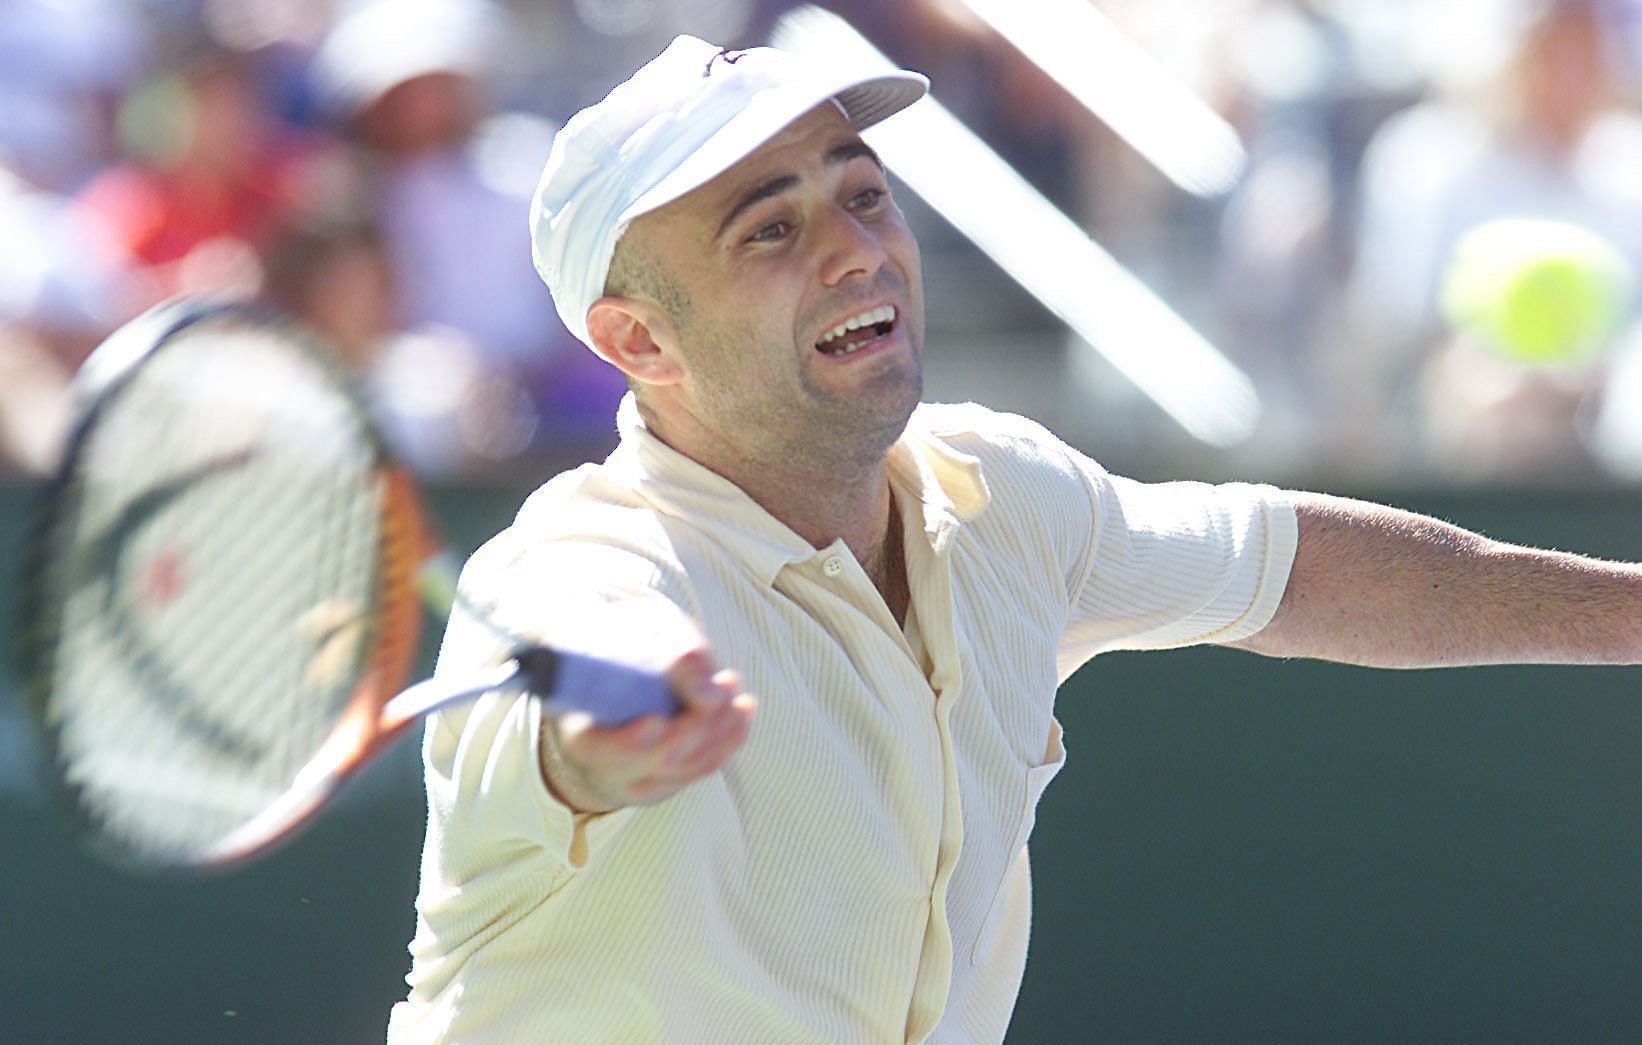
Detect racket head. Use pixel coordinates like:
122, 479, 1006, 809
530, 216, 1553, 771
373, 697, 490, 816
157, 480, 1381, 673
19, 297, 427, 873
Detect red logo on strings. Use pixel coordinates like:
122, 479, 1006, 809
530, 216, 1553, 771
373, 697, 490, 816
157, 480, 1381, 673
139, 548, 186, 608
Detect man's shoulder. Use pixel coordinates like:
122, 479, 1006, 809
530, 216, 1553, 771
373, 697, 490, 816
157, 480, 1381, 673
464, 462, 679, 578
909, 401, 1089, 476
911, 400, 1038, 435
904, 402, 1107, 548
517, 461, 647, 524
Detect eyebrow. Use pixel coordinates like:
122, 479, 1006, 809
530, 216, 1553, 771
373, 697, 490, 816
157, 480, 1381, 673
714, 140, 886, 241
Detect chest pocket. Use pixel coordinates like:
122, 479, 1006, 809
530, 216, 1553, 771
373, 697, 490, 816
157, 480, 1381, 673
971, 718, 1066, 964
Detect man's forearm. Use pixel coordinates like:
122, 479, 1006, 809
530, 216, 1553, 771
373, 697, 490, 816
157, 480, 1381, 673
1230, 493, 1642, 668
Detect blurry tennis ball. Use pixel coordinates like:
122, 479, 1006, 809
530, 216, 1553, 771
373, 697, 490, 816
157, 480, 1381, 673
1440, 218, 1636, 366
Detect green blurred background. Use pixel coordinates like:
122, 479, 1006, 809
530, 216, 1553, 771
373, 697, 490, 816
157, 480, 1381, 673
5, 481, 1642, 1043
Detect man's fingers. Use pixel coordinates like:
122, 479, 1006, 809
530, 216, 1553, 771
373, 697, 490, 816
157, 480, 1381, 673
629, 696, 755, 798
559, 704, 716, 775
667, 690, 755, 770
710, 667, 741, 704
670, 650, 730, 712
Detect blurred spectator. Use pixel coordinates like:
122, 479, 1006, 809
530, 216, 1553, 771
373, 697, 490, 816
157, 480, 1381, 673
1349, 0, 1642, 480
1205, 0, 1416, 470
0, 157, 137, 476
74, 46, 331, 308
260, 211, 533, 476
261, 213, 397, 374
0, 0, 155, 474
311, 0, 625, 476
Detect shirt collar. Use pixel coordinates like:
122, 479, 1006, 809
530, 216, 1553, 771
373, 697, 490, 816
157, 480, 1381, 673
896, 407, 991, 532
606, 395, 991, 584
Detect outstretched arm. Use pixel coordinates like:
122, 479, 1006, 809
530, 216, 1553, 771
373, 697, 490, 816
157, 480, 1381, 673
1229, 493, 1642, 668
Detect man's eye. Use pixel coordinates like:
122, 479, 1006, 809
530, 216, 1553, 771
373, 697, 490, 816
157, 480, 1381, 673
747, 221, 790, 244
850, 187, 885, 210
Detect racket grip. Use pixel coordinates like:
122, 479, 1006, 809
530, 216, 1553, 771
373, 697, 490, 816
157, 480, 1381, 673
513, 646, 677, 726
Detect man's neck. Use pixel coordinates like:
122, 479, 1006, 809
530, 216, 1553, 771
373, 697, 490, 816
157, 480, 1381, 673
730, 454, 893, 556
636, 397, 910, 614
639, 398, 899, 550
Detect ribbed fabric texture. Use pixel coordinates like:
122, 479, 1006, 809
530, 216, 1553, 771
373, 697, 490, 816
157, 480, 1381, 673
386, 398, 1297, 1043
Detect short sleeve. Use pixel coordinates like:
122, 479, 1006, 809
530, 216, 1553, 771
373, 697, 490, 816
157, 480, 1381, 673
1058, 456, 1298, 672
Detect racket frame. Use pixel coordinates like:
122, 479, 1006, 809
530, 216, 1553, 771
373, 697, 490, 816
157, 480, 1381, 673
18, 298, 430, 872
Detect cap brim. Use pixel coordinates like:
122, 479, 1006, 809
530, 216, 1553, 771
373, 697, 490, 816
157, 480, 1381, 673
620, 68, 927, 226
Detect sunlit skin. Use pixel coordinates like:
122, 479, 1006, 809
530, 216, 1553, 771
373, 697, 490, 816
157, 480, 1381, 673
546, 103, 927, 813
590, 102, 926, 551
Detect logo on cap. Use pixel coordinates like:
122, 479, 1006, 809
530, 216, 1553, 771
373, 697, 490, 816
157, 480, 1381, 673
703, 47, 749, 77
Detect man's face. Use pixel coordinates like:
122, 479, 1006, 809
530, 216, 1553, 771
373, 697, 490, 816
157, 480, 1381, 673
624, 103, 925, 475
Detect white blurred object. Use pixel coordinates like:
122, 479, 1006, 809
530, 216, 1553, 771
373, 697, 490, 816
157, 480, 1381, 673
0, 0, 150, 187
572, 0, 656, 37
0, 168, 132, 332
470, 112, 560, 198
773, 6, 1261, 448
311, 0, 504, 117
202, 0, 334, 52
369, 327, 538, 475
1586, 323, 1642, 478
948, 0, 1246, 197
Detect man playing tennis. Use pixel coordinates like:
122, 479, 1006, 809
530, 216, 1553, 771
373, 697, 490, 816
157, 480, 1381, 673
388, 35, 1642, 1043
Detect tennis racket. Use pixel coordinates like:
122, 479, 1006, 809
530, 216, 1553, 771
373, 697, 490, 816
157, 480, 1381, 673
19, 297, 675, 873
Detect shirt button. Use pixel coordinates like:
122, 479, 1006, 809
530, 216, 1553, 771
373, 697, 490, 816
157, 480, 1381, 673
822, 556, 844, 577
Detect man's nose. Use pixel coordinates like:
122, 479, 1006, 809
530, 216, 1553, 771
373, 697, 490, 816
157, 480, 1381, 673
817, 206, 888, 287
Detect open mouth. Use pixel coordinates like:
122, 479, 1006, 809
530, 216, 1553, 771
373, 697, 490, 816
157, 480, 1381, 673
815, 305, 897, 357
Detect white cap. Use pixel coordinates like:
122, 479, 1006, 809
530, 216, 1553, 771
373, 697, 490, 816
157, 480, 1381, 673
529, 34, 927, 349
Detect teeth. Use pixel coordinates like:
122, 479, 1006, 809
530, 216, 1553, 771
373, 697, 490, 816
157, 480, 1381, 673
817, 305, 896, 349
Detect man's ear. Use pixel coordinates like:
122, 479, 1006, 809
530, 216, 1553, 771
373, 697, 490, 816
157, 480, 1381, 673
585, 297, 683, 385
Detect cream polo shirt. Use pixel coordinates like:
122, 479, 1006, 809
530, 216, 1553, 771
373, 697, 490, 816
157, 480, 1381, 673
387, 399, 1298, 1044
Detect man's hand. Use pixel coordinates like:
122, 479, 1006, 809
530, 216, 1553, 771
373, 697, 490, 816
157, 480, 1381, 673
539, 648, 756, 814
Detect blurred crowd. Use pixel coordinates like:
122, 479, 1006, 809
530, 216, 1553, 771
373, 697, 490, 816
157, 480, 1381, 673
5, 0, 1642, 486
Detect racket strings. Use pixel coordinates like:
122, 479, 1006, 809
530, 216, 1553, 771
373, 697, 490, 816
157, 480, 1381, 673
43, 317, 390, 863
